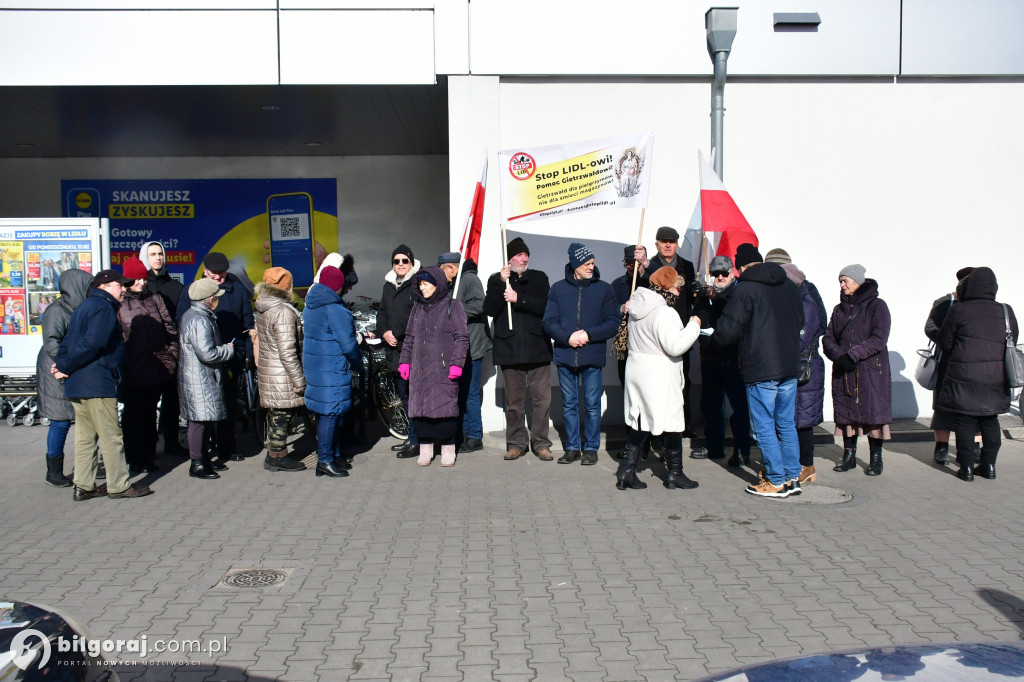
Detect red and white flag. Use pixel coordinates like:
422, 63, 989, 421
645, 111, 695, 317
699, 150, 757, 265
459, 151, 487, 264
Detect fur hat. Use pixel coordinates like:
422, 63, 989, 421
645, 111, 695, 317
649, 266, 678, 291
734, 243, 763, 269
262, 266, 293, 291
121, 256, 148, 280
318, 265, 345, 293
839, 264, 866, 285
340, 254, 357, 288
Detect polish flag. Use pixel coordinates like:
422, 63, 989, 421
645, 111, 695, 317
699, 150, 757, 264
459, 152, 488, 264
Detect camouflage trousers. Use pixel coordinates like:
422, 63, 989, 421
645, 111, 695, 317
267, 407, 301, 452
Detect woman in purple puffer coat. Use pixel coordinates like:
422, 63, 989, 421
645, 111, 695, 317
823, 264, 892, 477
399, 266, 469, 467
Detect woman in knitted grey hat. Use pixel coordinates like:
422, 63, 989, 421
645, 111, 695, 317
822, 264, 892, 476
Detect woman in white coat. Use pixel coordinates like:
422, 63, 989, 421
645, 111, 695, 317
620, 266, 702, 490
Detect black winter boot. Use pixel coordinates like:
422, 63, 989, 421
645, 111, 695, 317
615, 444, 647, 490
865, 439, 883, 476
663, 449, 698, 490
933, 441, 949, 465
45, 456, 73, 488
189, 459, 220, 479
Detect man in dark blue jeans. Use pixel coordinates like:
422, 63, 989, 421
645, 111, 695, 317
714, 244, 804, 498
543, 242, 620, 465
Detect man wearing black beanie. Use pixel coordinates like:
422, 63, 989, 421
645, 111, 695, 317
483, 237, 554, 461
714, 243, 804, 498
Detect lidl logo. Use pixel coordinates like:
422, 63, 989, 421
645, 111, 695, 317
75, 192, 92, 210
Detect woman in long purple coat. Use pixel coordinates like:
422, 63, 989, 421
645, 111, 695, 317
782, 263, 827, 485
398, 266, 469, 467
823, 264, 892, 476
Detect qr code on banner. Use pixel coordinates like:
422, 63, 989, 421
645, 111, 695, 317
272, 213, 309, 240
280, 216, 301, 238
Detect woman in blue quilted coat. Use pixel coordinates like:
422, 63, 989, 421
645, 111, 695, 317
302, 266, 363, 478
823, 264, 892, 477
398, 266, 469, 467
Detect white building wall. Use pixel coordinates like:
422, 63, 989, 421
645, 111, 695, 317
451, 76, 1024, 432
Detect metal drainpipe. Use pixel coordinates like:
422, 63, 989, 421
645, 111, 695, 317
711, 50, 728, 180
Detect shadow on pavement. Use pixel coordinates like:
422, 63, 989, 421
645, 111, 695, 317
978, 588, 1024, 639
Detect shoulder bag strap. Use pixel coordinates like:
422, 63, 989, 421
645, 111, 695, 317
1003, 303, 1013, 347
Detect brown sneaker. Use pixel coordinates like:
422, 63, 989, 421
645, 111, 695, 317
535, 448, 554, 461
503, 448, 523, 461
108, 483, 154, 499
745, 478, 790, 498
798, 465, 817, 484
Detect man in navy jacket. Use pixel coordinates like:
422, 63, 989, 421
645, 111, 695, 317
56, 269, 153, 501
543, 243, 620, 465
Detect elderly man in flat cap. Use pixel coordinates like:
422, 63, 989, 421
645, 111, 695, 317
56, 268, 154, 500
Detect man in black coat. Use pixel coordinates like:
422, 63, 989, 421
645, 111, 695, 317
714, 244, 803, 499
175, 251, 254, 461
611, 244, 646, 385
692, 255, 751, 466
56, 269, 153, 501
142, 240, 186, 455
634, 226, 698, 437
483, 237, 554, 461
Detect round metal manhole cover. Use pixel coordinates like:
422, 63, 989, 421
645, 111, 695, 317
782, 485, 853, 504
220, 568, 290, 588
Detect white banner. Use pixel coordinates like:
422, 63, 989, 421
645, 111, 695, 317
498, 132, 654, 225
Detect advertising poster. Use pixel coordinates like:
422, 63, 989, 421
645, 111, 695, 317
0, 224, 98, 343
61, 179, 338, 288
498, 132, 654, 224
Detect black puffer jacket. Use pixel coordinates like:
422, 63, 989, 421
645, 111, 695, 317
714, 262, 804, 384
937, 267, 1018, 416
484, 268, 552, 366
35, 269, 92, 421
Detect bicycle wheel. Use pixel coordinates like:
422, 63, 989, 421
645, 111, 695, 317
373, 370, 410, 439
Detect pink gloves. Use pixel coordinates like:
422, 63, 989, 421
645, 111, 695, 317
448, 365, 463, 381
398, 363, 411, 381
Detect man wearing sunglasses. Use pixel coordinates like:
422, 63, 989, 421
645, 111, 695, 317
375, 244, 422, 458
692, 255, 752, 466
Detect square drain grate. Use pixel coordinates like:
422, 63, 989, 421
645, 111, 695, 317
219, 568, 292, 588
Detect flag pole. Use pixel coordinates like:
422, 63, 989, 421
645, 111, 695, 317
501, 222, 513, 330
630, 208, 646, 295
697, 151, 707, 281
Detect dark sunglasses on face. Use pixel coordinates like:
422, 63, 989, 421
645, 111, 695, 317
712, 271, 731, 278
393, 258, 410, 265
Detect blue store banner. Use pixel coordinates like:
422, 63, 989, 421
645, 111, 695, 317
61, 179, 338, 288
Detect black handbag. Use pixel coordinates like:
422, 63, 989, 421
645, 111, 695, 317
797, 346, 814, 386
1003, 304, 1024, 388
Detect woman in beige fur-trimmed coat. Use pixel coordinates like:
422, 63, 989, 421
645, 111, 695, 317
620, 270, 701, 492
255, 267, 306, 472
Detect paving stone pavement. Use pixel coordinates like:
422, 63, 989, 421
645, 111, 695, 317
2, 419, 1024, 681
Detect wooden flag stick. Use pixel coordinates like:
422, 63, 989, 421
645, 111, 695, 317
630, 208, 647, 295
501, 222, 513, 330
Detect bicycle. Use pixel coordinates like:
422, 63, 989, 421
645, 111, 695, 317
352, 300, 410, 440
